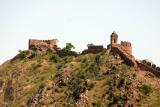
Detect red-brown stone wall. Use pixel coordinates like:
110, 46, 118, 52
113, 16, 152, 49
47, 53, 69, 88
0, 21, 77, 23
120, 41, 132, 54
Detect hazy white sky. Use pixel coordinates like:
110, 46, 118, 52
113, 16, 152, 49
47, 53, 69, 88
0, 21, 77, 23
0, 0, 160, 65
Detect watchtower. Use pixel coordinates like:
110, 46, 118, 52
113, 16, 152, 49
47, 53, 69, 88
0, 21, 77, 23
111, 32, 118, 46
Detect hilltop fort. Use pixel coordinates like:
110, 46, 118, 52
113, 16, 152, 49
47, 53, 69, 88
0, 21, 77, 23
1, 32, 160, 107
27, 32, 160, 77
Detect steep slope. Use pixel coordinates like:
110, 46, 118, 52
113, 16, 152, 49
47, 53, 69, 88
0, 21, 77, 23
0, 51, 160, 107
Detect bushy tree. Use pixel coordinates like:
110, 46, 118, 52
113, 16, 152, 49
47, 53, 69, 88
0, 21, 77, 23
142, 84, 152, 94
63, 43, 75, 55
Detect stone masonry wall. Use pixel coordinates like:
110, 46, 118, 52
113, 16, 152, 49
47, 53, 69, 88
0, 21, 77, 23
82, 45, 105, 54
29, 39, 58, 52
120, 41, 132, 54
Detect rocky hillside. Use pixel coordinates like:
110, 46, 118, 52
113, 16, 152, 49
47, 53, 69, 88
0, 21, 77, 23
0, 50, 160, 107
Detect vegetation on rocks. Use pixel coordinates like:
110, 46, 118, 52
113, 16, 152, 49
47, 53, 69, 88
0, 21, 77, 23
0, 50, 160, 107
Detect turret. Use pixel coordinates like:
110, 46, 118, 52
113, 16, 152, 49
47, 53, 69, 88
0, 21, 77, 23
111, 32, 118, 46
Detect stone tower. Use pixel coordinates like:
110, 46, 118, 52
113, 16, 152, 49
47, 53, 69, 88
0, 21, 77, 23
111, 32, 118, 46
121, 41, 132, 54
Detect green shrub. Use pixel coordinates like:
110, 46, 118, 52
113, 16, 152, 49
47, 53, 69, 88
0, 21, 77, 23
117, 77, 125, 88
68, 73, 87, 101
62, 43, 75, 55
85, 62, 100, 77
30, 45, 37, 51
142, 84, 152, 94
75, 55, 87, 63
39, 82, 46, 89
50, 54, 61, 63
92, 100, 102, 107
95, 54, 101, 65
72, 86, 86, 101
32, 64, 41, 71
120, 64, 128, 71
64, 56, 74, 63
18, 50, 27, 59
29, 51, 37, 59
87, 82, 95, 90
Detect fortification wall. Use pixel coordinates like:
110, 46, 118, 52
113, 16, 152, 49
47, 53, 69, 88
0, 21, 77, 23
111, 45, 137, 66
137, 61, 160, 77
120, 41, 132, 54
29, 39, 58, 52
82, 45, 105, 54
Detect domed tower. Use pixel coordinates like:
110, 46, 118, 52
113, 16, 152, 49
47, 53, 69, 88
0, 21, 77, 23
111, 32, 118, 46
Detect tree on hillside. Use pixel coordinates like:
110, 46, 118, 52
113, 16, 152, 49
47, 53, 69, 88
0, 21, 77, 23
63, 43, 75, 55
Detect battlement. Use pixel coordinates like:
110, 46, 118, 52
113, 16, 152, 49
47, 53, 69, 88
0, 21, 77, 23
108, 32, 133, 55
120, 41, 132, 54
121, 41, 132, 47
29, 39, 57, 43
29, 39, 57, 46
29, 38, 59, 52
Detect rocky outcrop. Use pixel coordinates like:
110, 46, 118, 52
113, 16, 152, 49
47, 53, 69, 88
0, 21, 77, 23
27, 86, 47, 107
76, 90, 89, 107
0, 80, 3, 88
4, 80, 14, 102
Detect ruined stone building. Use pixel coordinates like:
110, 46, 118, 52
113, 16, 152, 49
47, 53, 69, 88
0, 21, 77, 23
27, 33, 160, 77
82, 44, 105, 54
28, 38, 60, 52
107, 32, 160, 77
107, 32, 136, 66
107, 32, 132, 55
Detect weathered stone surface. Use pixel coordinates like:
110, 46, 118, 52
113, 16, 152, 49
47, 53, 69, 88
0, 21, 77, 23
27, 87, 47, 107
0, 80, 3, 88
82, 44, 105, 54
29, 38, 60, 52
137, 61, 160, 77
111, 44, 137, 66
107, 32, 160, 77
4, 80, 14, 102
120, 41, 132, 54
108, 32, 136, 66
76, 90, 89, 107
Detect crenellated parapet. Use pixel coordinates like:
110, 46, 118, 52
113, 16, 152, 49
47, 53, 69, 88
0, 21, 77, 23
108, 32, 133, 55
121, 41, 132, 47
137, 60, 160, 77
107, 32, 136, 66
120, 41, 132, 54
28, 38, 59, 52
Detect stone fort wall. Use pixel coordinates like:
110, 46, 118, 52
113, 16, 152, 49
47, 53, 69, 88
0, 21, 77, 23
120, 41, 132, 54
29, 39, 58, 52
